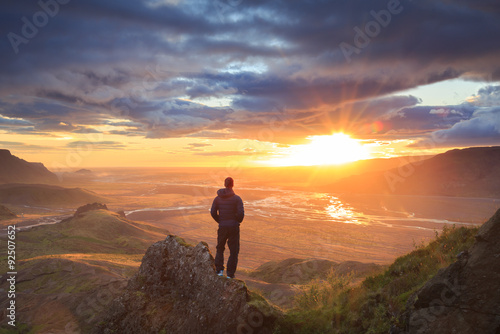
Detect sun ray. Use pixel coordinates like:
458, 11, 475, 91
265, 133, 371, 166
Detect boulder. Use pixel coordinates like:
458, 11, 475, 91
95, 235, 280, 334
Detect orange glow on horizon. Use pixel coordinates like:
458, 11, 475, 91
263, 133, 372, 166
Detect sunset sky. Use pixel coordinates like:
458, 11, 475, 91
1, 0, 499, 168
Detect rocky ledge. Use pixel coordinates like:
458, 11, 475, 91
94, 235, 280, 334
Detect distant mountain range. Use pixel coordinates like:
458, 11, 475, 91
327, 146, 500, 198
0, 149, 58, 184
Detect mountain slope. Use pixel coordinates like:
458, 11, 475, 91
0, 204, 169, 333
16, 208, 168, 258
0, 204, 16, 219
249, 258, 380, 285
0, 183, 108, 207
0, 149, 58, 184
328, 146, 500, 198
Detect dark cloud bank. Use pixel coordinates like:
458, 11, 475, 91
0, 0, 499, 147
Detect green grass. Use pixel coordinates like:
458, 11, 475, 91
14, 209, 167, 259
174, 235, 192, 247
273, 225, 478, 334
0, 323, 41, 334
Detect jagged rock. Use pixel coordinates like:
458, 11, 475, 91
405, 208, 500, 334
94, 235, 280, 334
74, 203, 108, 217
116, 210, 126, 218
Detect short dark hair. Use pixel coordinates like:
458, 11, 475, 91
224, 177, 234, 188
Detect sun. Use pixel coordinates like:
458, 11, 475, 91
265, 133, 371, 166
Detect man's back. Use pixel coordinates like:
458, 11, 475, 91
211, 187, 244, 226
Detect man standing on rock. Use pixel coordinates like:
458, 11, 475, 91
211, 177, 244, 279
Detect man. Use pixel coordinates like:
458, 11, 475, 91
210, 177, 244, 279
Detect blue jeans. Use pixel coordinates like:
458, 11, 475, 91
215, 225, 240, 277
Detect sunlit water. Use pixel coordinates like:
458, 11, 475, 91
125, 183, 498, 231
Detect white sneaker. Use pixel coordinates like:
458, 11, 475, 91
217, 270, 224, 277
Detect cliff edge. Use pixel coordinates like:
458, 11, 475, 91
95, 235, 280, 334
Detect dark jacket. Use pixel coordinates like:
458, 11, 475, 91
210, 188, 244, 227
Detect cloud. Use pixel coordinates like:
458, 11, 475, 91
194, 150, 259, 157
66, 141, 127, 150
108, 98, 233, 138
72, 127, 102, 134
0, 141, 54, 152
427, 108, 500, 147
467, 85, 500, 106
0, 96, 106, 134
183, 142, 213, 151
408, 85, 500, 147
0, 115, 32, 126
0, 0, 499, 146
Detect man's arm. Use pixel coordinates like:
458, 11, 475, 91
236, 196, 244, 223
210, 197, 219, 223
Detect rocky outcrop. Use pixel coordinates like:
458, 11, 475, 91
405, 208, 500, 333
95, 235, 280, 334
74, 202, 108, 217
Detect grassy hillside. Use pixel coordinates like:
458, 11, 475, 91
249, 258, 380, 285
274, 225, 478, 334
0, 208, 169, 333
15, 209, 168, 258
0, 184, 109, 207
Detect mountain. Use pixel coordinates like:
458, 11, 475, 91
75, 168, 93, 175
0, 183, 108, 207
238, 155, 431, 189
0, 204, 16, 219
403, 208, 500, 333
0, 149, 58, 184
0, 204, 169, 333
327, 146, 500, 198
94, 236, 280, 334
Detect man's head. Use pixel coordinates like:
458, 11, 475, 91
224, 177, 234, 188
